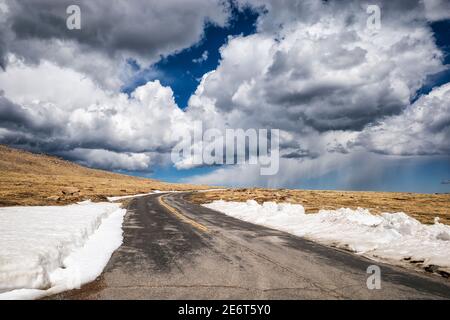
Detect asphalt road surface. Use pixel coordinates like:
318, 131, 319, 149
52, 193, 450, 299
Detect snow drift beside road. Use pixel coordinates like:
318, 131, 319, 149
204, 200, 450, 275
107, 190, 163, 202
0, 201, 126, 300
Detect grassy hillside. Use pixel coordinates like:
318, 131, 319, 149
0, 145, 209, 206
189, 188, 450, 225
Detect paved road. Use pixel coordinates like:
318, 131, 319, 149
52, 193, 450, 299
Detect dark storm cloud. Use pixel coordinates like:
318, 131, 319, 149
282, 148, 319, 160
265, 82, 405, 132
267, 83, 343, 107
1, 0, 230, 69
0, 33, 7, 69
0, 96, 28, 127
0, 96, 61, 134
327, 143, 350, 154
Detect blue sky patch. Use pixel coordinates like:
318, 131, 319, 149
122, 6, 259, 109
414, 20, 450, 100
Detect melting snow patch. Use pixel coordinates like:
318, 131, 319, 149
107, 190, 163, 202
0, 201, 126, 300
204, 200, 450, 274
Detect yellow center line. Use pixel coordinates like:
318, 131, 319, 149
158, 195, 209, 233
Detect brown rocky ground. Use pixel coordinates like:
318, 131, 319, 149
0, 145, 209, 206
189, 188, 450, 225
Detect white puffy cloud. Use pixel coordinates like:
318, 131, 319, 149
358, 83, 450, 156
180, 0, 450, 187
0, 57, 194, 163
0, 0, 449, 182
0, 0, 231, 89
186, 3, 445, 164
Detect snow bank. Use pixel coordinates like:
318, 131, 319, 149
0, 201, 126, 300
204, 200, 450, 273
107, 190, 162, 202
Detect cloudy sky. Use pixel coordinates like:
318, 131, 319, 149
0, 0, 449, 193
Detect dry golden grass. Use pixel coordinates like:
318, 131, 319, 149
189, 188, 450, 225
0, 145, 209, 206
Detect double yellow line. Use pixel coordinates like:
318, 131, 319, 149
158, 195, 209, 233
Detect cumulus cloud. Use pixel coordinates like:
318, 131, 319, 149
180, 0, 450, 186
0, 57, 194, 157
0, 0, 230, 88
0, 0, 449, 181
358, 83, 450, 156
237, 0, 450, 32
186, 1, 445, 163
